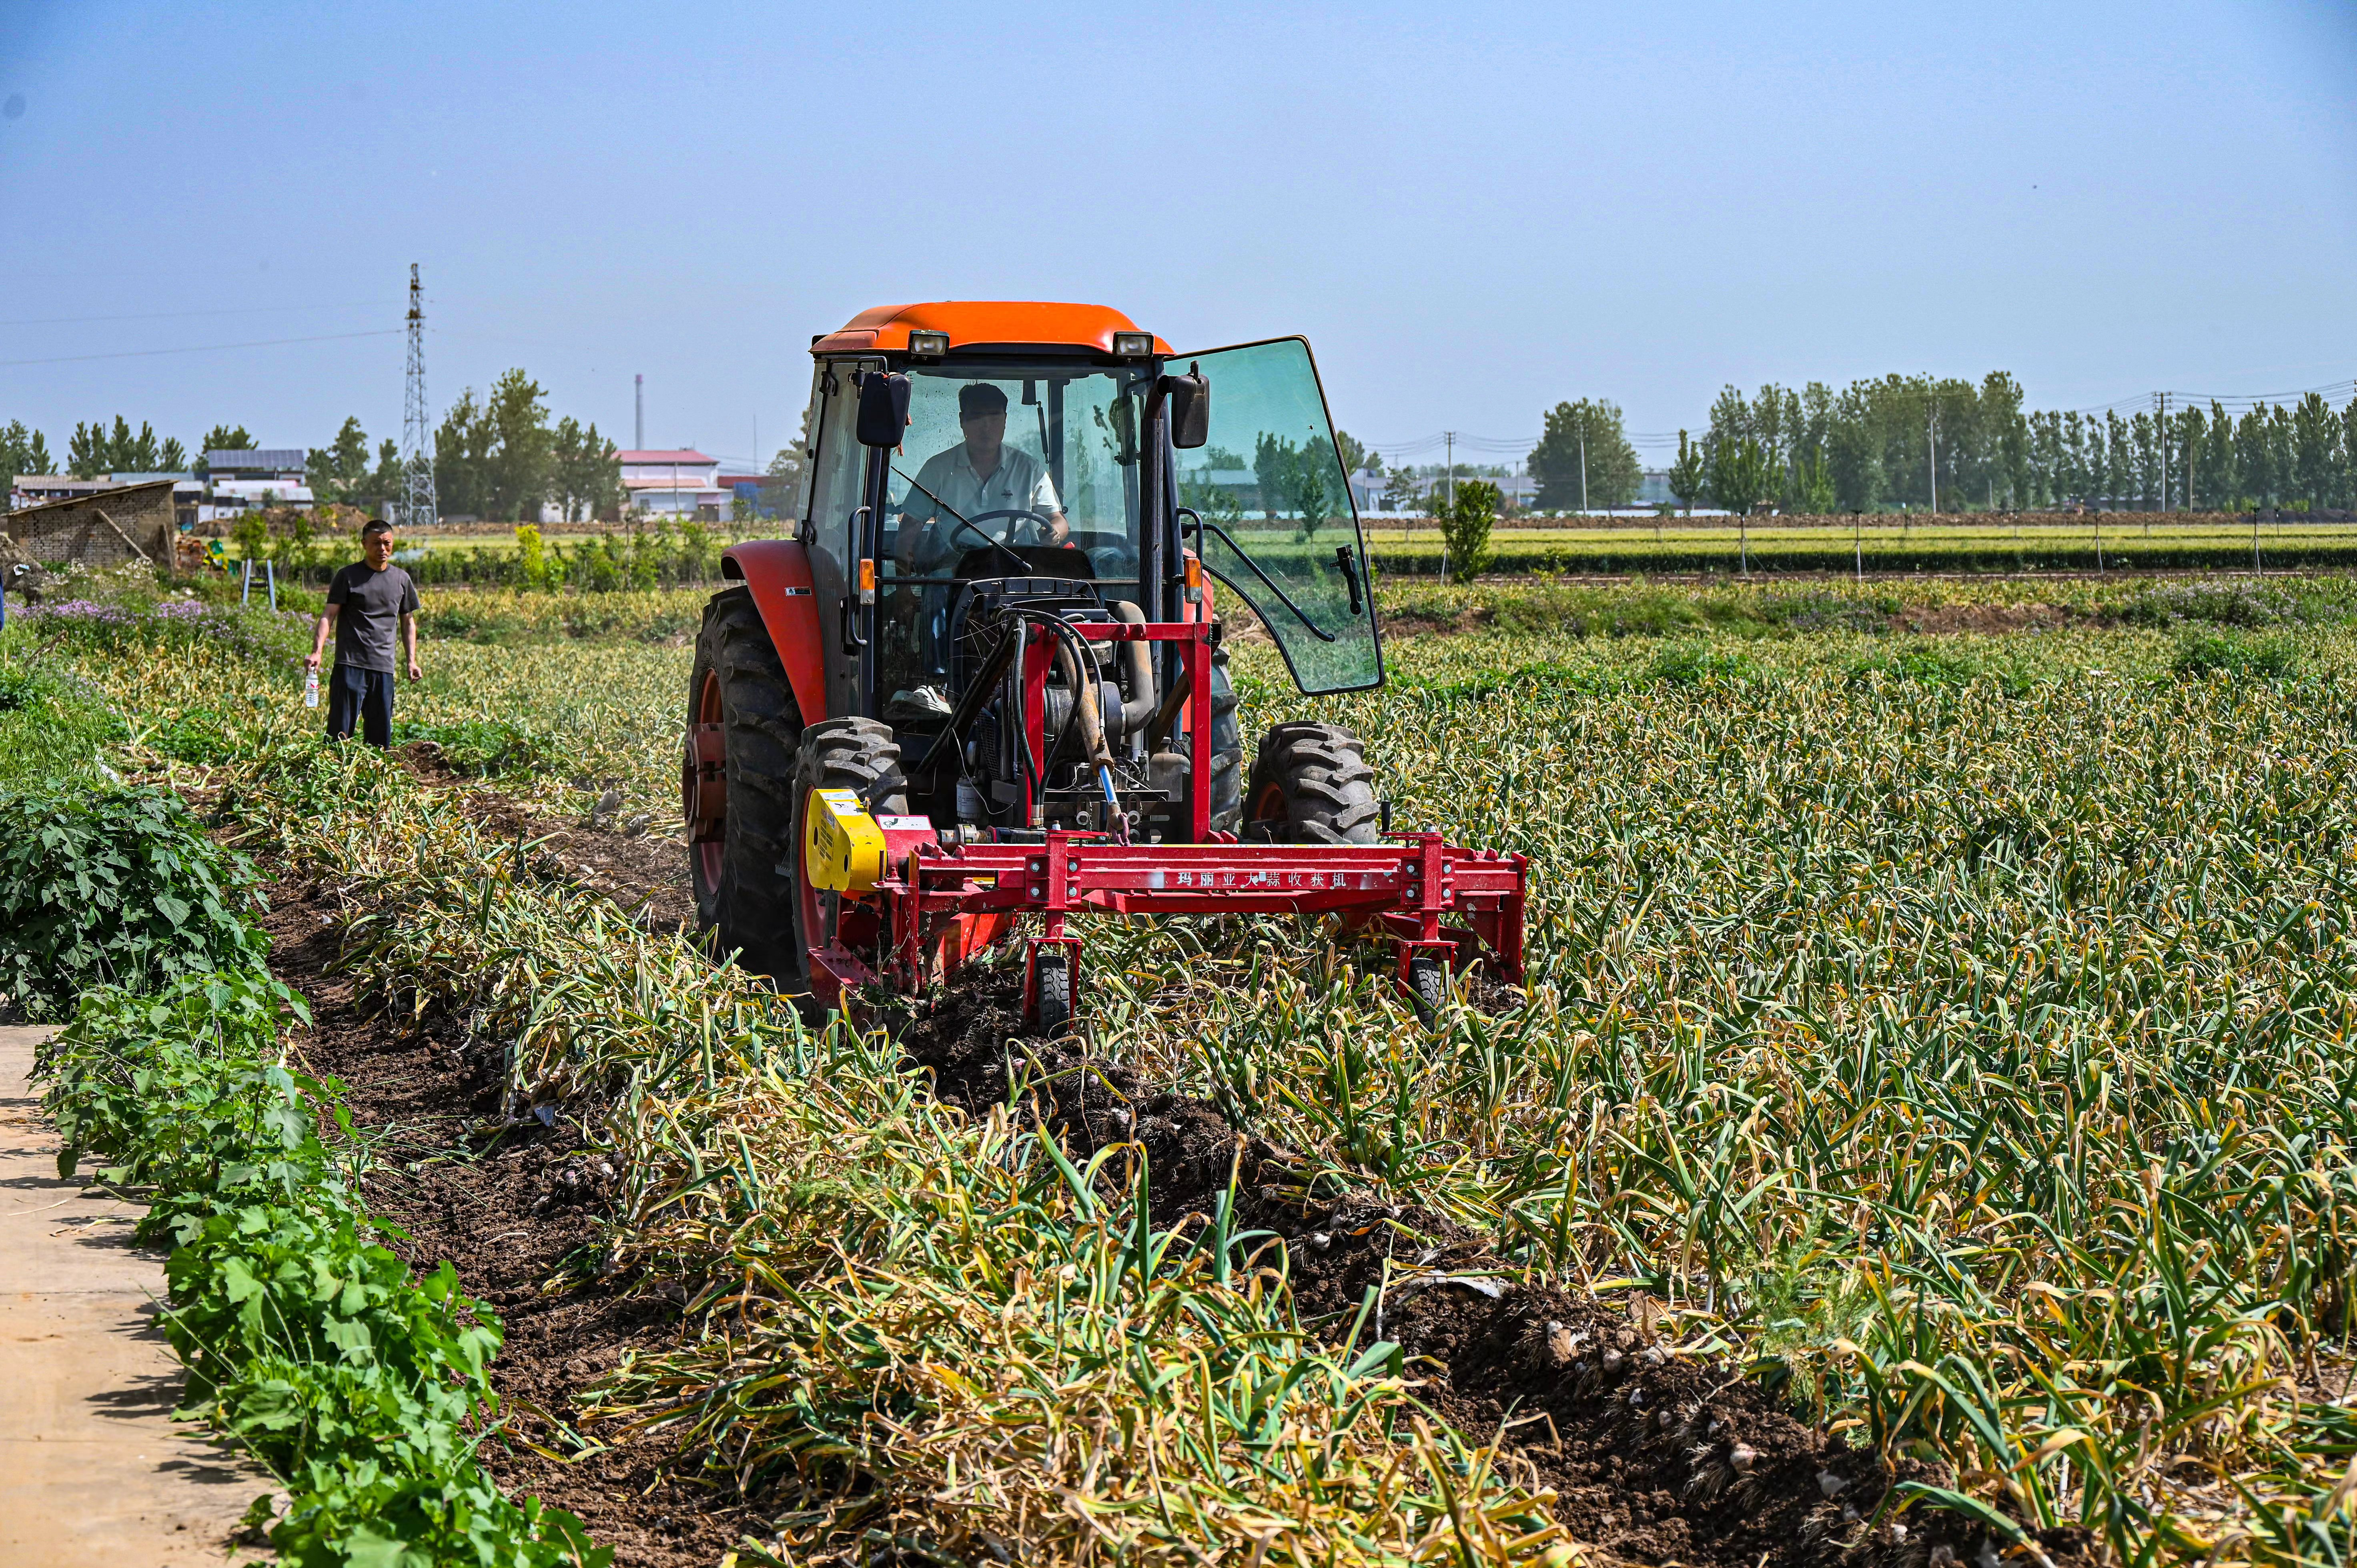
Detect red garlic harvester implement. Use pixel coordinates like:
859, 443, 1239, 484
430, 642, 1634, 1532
683, 302, 1525, 1027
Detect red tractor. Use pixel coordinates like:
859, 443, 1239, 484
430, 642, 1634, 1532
683, 302, 1525, 1027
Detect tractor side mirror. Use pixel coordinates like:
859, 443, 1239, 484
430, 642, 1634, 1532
1162, 367, 1210, 449
857, 372, 910, 447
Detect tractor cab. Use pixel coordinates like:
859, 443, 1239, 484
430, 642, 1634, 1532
794, 316, 1383, 734
689, 303, 1522, 1026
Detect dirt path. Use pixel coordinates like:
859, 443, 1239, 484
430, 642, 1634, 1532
0, 1024, 269, 1567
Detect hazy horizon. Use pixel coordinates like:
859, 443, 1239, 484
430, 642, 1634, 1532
2, 1, 2351, 473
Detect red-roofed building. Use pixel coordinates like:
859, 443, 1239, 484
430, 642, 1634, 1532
617, 449, 725, 519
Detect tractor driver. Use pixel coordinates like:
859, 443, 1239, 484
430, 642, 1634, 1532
892, 381, 1070, 577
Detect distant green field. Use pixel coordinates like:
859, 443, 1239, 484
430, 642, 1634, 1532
249, 515, 2357, 579
1354, 517, 2357, 575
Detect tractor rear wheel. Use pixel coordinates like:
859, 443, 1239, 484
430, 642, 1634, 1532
1244, 721, 1381, 844
1164, 637, 1241, 835
789, 718, 908, 986
1201, 641, 1243, 833
686, 588, 802, 979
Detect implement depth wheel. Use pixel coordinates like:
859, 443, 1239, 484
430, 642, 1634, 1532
685, 587, 802, 979
1028, 946, 1074, 1036
1244, 721, 1381, 845
1407, 952, 1448, 1025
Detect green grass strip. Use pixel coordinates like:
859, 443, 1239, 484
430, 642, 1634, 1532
29, 894, 608, 1564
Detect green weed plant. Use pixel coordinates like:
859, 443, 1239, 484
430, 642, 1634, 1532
38, 968, 609, 1565
0, 786, 267, 1019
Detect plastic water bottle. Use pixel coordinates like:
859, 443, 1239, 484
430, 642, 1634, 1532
304, 666, 320, 709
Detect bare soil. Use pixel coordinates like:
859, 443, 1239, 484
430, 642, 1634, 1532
251, 847, 750, 1568
1886, 603, 2082, 636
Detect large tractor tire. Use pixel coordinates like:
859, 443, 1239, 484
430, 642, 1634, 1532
686, 588, 802, 978
1244, 721, 1381, 844
789, 717, 908, 982
1180, 640, 1245, 833
1205, 642, 1244, 833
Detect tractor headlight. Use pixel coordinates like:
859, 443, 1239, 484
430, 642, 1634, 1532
908, 330, 950, 358
1111, 331, 1154, 359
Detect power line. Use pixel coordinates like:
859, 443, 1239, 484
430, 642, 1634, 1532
2066, 377, 2356, 416
0, 299, 385, 329
0, 328, 401, 368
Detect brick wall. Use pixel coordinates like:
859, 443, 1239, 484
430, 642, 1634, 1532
0, 480, 176, 569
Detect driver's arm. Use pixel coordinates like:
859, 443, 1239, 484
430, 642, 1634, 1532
1030, 465, 1071, 545
894, 511, 930, 570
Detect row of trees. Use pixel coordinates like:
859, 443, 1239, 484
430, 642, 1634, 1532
64, 419, 257, 478
2, 369, 621, 525
1, 418, 260, 487
1671, 375, 2357, 514
432, 369, 622, 523
312, 371, 624, 521
0, 422, 55, 491
1357, 375, 2357, 519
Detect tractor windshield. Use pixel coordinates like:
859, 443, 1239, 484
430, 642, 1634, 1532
1174, 337, 1382, 693
880, 362, 1149, 590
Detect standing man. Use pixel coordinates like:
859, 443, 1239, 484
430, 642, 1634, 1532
306, 517, 421, 747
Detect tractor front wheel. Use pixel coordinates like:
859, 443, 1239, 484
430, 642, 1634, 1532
685, 588, 802, 979
790, 717, 908, 993
1243, 721, 1381, 844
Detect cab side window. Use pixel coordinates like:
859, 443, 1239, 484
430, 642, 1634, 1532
806, 363, 875, 573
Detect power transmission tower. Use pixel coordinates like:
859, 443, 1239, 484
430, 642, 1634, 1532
400, 263, 439, 529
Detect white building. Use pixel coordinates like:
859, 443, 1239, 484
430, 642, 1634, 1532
202, 449, 313, 522
617, 449, 725, 519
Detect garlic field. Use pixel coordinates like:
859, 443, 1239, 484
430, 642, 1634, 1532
14, 571, 2356, 1566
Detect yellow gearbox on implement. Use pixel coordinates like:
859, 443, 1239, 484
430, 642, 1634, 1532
806, 788, 888, 893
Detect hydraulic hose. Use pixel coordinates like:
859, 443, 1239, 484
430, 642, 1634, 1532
1051, 638, 1114, 770
1108, 601, 1158, 736
987, 606, 1124, 830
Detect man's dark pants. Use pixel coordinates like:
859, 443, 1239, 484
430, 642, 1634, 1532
325, 663, 395, 748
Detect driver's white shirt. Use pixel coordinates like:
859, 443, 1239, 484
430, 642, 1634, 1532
900, 443, 1062, 564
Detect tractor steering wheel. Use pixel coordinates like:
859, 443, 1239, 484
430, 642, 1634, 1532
958, 508, 1062, 549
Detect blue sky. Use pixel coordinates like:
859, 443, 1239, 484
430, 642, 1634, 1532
1, 1, 2351, 472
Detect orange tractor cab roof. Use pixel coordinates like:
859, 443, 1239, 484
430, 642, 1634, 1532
811, 301, 1174, 358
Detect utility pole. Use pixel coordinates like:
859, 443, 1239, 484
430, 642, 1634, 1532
1926, 403, 1938, 516
635, 375, 645, 451
1444, 432, 1456, 511
400, 263, 439, 530
2155, 391, 2170, 512
1578, 424, 1589, 515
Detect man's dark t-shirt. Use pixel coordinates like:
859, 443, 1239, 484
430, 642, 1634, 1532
325, 563, 420, 673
